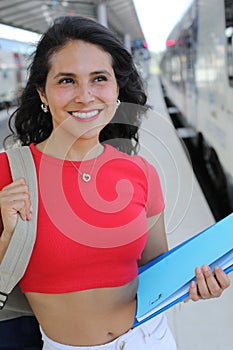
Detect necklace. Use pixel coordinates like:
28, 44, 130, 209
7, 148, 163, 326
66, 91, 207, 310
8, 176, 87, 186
70, 157, 97, 183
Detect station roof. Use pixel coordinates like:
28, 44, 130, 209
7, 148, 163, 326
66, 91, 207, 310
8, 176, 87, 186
0, 0, 145, 44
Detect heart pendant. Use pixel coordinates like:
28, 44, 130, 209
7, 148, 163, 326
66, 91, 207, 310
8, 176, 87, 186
82, 173, 91, 182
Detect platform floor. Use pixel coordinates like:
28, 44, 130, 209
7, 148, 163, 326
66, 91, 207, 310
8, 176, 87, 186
140, 74, 233, 350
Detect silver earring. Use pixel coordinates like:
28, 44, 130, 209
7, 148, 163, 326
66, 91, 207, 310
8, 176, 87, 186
41, 103, 48, 113
116, 99, 121, 109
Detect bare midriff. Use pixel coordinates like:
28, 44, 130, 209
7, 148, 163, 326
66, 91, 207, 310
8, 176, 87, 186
25, 277, 138, 346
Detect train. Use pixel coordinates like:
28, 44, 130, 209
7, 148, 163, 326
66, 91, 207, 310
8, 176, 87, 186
160, 0, 233, 210
0, 37, 34, 109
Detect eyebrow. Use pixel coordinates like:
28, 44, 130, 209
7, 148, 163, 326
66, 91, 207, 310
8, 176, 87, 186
53, 72, 74, 79
53, 70, 112, 79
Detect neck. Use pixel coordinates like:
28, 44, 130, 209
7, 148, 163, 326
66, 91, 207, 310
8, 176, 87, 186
36, 135, 104, 161
67, 141, 104, 161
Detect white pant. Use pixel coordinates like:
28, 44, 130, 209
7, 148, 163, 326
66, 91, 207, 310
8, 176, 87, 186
40, 314, 177, 350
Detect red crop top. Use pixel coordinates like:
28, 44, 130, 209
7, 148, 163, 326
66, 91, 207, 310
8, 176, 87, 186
0, 144, 164, 293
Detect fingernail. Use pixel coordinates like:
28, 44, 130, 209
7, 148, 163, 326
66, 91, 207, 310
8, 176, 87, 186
203, 265, 210, 272
27, 213, 32, 220
190, 281, 196, 288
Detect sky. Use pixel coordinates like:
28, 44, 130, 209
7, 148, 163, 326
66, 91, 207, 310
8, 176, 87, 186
134, 0, 193, 52
0, 0, 193, 53
0, 24, 41, 43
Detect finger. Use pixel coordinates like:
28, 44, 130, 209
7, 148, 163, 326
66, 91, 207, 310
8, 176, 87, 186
2, 182, 29, 196
1, 194, 31, 222
201, 264, 222, 297
1, 198, 28, 237
13, 198, 32, 221
195, 266, 211, 299
2, 178, 27, 190
189, 280, 200, 302
1, 180, 32, 220
19, 190, 32, 221
214, 266, 231, 290
7, 200, 28, 221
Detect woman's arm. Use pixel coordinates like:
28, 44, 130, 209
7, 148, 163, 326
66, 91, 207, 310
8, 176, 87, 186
138, 211, 168, 267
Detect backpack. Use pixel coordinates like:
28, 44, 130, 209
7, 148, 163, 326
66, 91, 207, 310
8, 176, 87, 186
0, 146, 38, 320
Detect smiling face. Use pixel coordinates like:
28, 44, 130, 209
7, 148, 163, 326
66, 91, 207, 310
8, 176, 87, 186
37, 40, 119, 145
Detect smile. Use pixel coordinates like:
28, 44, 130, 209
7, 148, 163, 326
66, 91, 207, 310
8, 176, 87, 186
69, 109, 100, 120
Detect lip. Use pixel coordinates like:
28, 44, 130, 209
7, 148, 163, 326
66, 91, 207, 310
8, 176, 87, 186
69, 109, 102, 122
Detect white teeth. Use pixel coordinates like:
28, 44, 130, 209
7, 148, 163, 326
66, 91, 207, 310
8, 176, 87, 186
71, 110, 99, 119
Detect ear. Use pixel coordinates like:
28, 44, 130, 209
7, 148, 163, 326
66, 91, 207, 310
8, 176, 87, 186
37, 88, 48, 105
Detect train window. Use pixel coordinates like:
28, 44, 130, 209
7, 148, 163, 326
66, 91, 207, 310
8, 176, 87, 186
225, 0, 233, 87
171, 55, 182, 85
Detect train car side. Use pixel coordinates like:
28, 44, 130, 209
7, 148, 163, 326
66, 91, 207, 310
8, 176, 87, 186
160, 0, 233, 209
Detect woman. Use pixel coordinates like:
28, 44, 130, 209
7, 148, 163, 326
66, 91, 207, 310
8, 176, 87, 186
0, 16, 230, 350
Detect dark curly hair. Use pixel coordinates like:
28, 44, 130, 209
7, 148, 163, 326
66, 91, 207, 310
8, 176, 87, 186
6, 16, 150, 154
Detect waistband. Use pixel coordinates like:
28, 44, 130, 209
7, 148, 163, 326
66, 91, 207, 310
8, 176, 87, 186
40, 314, 166, 350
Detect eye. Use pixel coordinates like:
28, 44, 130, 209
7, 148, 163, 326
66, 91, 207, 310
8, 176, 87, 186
94, 75, 107, 82
58, 77, 74, 84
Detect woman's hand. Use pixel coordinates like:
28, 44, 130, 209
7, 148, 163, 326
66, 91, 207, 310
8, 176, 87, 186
0, 178, 32, 241
189, 264, 230, 301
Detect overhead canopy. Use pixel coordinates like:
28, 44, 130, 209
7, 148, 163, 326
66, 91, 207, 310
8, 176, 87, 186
0, 0, 145, 44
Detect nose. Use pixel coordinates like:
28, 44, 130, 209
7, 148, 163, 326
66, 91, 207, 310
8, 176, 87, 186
74, 82, 95, 104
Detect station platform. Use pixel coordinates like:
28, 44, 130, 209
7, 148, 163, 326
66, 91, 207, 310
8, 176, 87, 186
142, 74, 233, 350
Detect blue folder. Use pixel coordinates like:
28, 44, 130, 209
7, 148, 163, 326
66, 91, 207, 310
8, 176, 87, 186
135, 213, 233, 326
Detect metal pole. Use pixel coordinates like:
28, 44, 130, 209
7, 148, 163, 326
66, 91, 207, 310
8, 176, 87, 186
124, 33, 131, 53
97, 2, 108, 27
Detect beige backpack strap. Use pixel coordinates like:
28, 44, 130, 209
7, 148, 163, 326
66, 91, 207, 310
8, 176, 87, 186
0, 146, 38, 309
